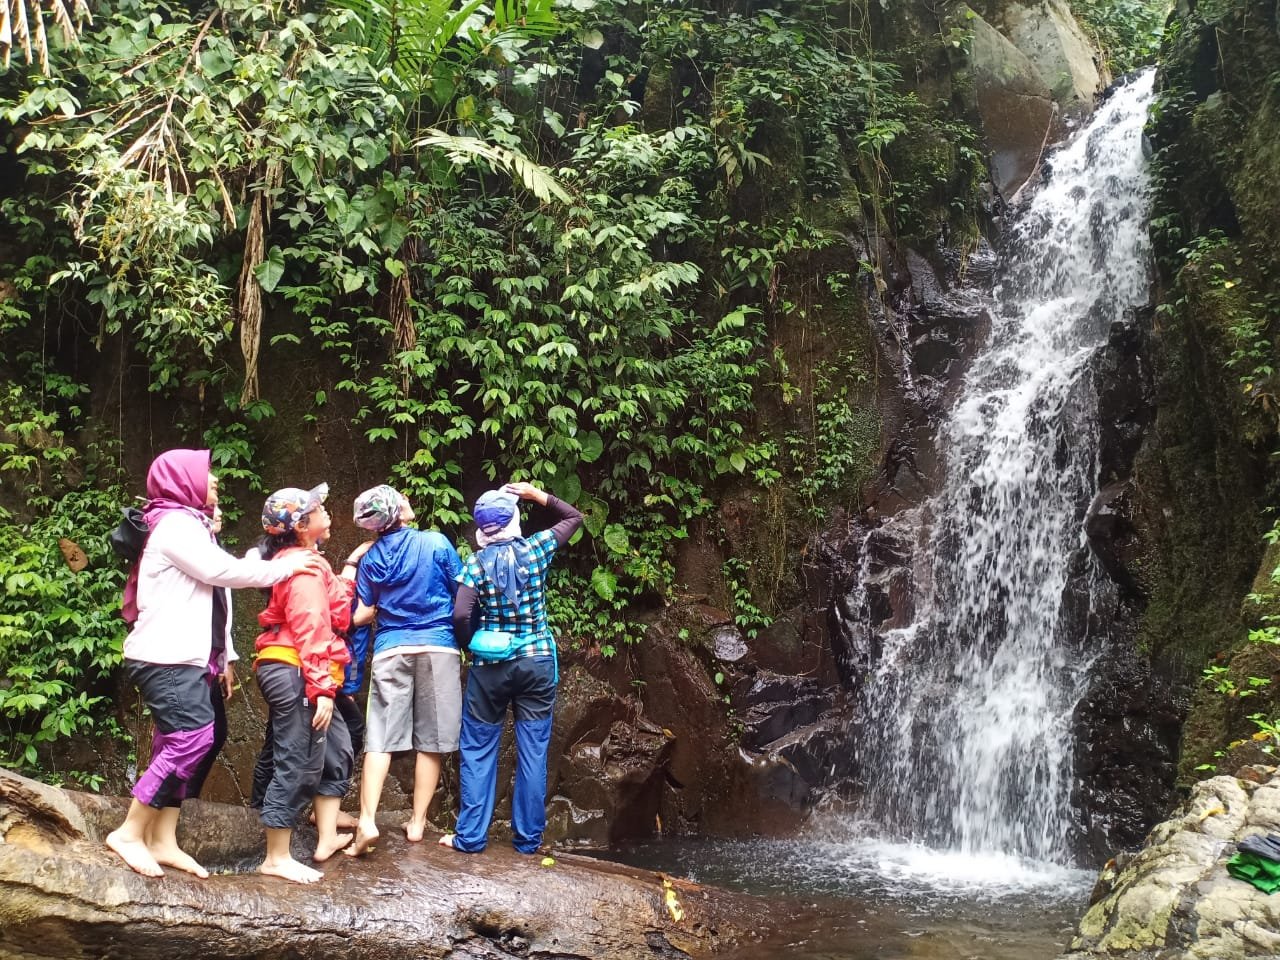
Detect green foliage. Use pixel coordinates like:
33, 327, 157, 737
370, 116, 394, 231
0, 370, 127, 777
546, 568, 646, 660
332, 0, 558, 112
1154, 230, 1280, 413
1070, 0, 1168, 75
0, 0, 936, 682
722, 556, 771, 640
782, 359, 879, 520
1198, 518, 1280, 772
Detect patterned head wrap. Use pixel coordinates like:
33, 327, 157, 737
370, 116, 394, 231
353, 484, 405, 533
261, 483, 329, 535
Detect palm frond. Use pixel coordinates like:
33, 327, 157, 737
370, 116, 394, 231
415, 128, 569, 204
327, 0, 558, 99
1, 0, 91, 74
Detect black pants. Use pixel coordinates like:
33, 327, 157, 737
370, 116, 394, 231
183, 671, 227, 802
255, 663, 353, 830
252, 692, 364, 809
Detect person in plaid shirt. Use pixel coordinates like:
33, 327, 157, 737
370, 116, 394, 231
438, 481, 582, 854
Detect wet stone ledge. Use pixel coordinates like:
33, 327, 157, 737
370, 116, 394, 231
0, 768, 770, 960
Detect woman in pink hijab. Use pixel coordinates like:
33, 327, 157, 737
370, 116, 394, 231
106, 449, 321, 879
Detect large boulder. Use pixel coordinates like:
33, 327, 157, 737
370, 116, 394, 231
962, 6, 1058, 197
994, 0, 1107, 108
1063, 767, 1280, 959
0, 768, 764, 960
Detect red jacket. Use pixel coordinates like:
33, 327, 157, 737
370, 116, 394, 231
255, 547, 353, 701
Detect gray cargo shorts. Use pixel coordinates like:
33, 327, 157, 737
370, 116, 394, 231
365, 648, 462, 754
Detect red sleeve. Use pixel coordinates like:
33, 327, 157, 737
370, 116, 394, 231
284, 572, 339, 701
330, 574, 354, 634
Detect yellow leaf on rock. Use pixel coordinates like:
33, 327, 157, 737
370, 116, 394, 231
661, 877, 684, 922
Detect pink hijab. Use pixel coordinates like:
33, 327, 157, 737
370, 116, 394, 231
122, 449, 214, 624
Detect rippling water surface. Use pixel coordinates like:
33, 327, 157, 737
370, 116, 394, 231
599, 833, 1092, 960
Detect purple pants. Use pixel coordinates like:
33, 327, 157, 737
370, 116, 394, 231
126, 661, 217, 809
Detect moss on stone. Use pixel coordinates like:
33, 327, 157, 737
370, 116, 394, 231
1142, 0, 1280, 784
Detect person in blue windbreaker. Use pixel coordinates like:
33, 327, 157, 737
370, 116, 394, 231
344, 485, 463, 857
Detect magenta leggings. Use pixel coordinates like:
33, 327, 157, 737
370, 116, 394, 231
126, 660, 217, 808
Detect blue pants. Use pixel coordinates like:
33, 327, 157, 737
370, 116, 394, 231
454, 656, 556, 853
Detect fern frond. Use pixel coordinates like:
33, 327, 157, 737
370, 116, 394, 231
416, 128, 569, 204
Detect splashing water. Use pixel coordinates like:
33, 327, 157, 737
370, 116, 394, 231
847, 72, 1156, 865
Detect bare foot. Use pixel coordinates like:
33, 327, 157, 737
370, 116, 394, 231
312, 832, 353, 863
260, 857, 323, 884
149, 844, 209, 879
403, 818, 427, 843
343, 821, 379, 857
310, 809, 359, 831
437, 833, 457, 850
106, 830, 164, 878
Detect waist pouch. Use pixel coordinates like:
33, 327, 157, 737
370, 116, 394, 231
468, 628, 518, 659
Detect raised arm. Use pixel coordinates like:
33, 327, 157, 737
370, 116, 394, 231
502, 482, 582, 547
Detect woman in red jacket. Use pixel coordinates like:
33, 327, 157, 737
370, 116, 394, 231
254, 483, 365, 884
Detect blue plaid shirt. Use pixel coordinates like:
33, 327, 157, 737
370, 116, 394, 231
458, 529, 559, 661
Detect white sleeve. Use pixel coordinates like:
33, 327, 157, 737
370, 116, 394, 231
223, 587, 238, 665
153, 512, 293, 589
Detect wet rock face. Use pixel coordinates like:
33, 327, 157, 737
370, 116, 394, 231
1072, 642, 1186, 862
1063, 768, 1280, 960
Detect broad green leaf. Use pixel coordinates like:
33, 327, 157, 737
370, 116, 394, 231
590, 566, 617, 601
602, 524, 630, 555
579, 431, 604, 463
254, 247, 286, 293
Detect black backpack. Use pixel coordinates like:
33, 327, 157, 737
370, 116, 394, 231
109, 507, 149, 564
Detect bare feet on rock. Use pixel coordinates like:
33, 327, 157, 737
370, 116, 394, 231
437, 833, 457, 850
260, 857, 324, 884
106, 830, 164, 878
310, 809, 359, 831
403, 818, 427, 843
343, 821, 379, 857
313, 832, 353, 863
149, 844, 210, 878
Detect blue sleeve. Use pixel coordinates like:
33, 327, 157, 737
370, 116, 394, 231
356, 561, 376, 606
436, 537, 463, 598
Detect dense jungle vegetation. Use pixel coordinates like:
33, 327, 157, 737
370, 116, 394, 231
0, 0, 1163, 783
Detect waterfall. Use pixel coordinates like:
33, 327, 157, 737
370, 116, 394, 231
848, 72, 1155, 864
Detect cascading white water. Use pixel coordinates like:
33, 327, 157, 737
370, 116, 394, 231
851, 72, 1155, 865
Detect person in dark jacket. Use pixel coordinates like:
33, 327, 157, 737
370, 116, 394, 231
438, 481, 582, 854
344, 485, 463, 857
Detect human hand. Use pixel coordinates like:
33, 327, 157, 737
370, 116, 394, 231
347, 540, 374, 565
502, 482, 547, 505
312, 696, 334, 731
221, 664, 236, 702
